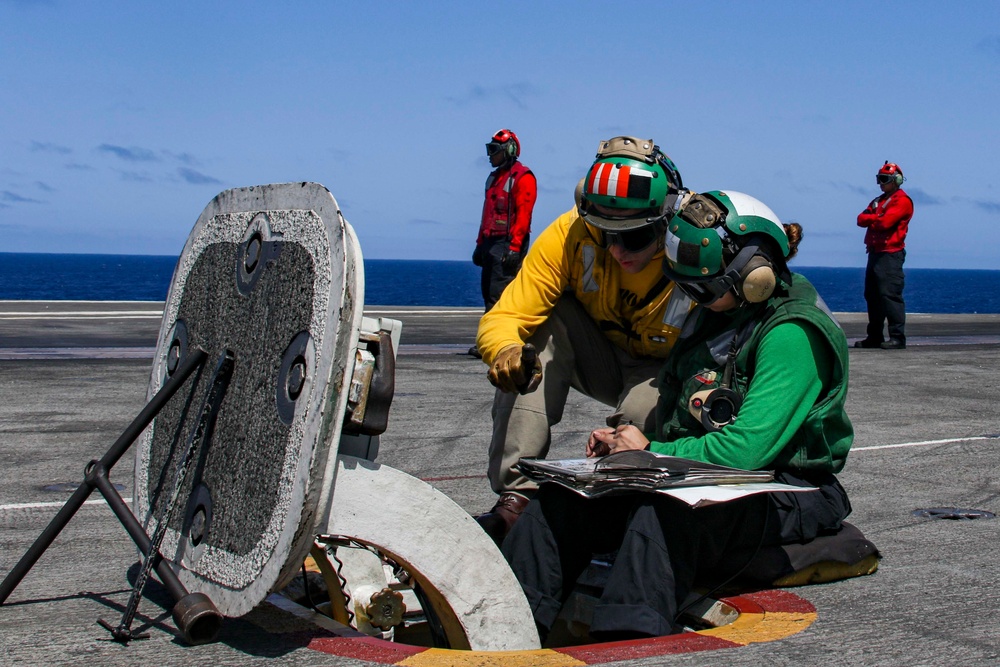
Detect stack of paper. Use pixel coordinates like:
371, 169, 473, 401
517, 450, 812, 507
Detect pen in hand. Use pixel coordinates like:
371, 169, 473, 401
587, 420, 644, 457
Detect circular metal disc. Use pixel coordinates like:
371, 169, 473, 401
133, 183, 363, 617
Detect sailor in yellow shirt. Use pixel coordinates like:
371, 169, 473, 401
475, 136, 694, 544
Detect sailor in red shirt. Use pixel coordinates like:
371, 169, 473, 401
472, 129, 537, 329
855, 161, 913, 350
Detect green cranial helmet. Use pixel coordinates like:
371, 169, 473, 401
663, 191, 791, 304
578, 136, 683, 232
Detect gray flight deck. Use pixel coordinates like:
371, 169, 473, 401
1, 301, 998, 666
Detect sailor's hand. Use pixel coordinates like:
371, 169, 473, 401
501, 249, 522, 273
488, 344, 542, 394
587, 424, 649, 457
586, 428, 616, 457
472, 244, 485, 267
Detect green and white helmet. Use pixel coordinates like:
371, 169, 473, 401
578, 136, 684, 234
663, 190, 791, 304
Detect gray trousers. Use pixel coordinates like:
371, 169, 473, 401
487, 296, 664, 494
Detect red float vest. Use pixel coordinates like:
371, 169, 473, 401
857, 188, 913, 253
480, 162, 532, 240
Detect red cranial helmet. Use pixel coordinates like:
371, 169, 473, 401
877, 161, 904, 186
489, 128, 520, 158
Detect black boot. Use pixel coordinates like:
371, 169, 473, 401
474, 492, 529, 546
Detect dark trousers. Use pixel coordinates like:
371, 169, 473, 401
502, 484, 769, 638
480, 237, 520, 311
864, 250, 906, 344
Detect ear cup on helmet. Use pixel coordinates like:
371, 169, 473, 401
879, 162, 904, 186
506, 141, 517, 158
736, 254, 777, 303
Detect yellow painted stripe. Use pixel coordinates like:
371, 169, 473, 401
739, 612, 817, 645
697, 611, 763, 645
398, 647, 585, 667
301, 591, 818, 664
699, 611, 817, 645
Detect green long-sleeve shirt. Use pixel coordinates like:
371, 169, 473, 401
649, 321, 830, 470
649, 274, 853, 473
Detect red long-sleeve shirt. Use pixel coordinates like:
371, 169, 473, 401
857, 188, 913, 253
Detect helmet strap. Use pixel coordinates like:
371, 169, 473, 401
495, 153, 515, 170
721, 244, 767, 299
654, 150, 683, 191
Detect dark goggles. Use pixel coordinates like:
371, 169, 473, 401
673, 279, 730, 305
600, 225, 659, 253
876, 174, 895, 184
673, 246, 767, 305
486, 142, 504, 156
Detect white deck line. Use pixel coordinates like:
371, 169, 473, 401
0, 498, 134, 512
2, 435, 997, 513
852, 434, 999, 451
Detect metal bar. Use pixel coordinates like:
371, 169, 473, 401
97, 348, 209, 471
116, 350, 235, 637
91, 465, 188, 602
0, 348, 207, 605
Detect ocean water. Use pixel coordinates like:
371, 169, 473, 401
1, 253, 999, 314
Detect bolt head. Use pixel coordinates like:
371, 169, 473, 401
245, 235, 262, 273
190, 508, 207, 545
287, 357, 306, 400
167, 341, 181, 373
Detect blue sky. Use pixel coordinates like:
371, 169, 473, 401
2, 1, 998, 269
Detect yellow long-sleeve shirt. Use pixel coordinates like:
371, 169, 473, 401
476, 208, 692, 365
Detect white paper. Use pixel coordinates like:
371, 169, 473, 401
658, 482, 817, 508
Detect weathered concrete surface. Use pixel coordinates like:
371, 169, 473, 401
1, 303, 998, 666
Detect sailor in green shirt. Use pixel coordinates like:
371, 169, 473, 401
647, 320, 837, 469
591, 190, 852, 479
503, 191, 856, 643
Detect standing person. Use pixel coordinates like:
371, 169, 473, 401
474, 136, 692, 544
504, 191, 858, 642
855, 161, 913, 350
470, 129, 537, 357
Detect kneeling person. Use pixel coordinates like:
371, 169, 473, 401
475, 136, 692, 543
503, 191, 856, 641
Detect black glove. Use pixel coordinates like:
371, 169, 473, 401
472, 244, 485, 267
501, 249, 522, 273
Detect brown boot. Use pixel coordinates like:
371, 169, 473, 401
474, 492, 530, 546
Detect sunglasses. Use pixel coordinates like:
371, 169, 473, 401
601, 225, 659, 253
876, 174, 895, 184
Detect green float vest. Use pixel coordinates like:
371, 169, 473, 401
655, 274, 853, 473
